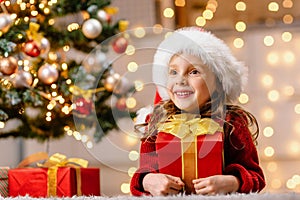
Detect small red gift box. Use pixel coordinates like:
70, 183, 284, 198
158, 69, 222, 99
156, 114, 224, 194
8, 167, 100, 197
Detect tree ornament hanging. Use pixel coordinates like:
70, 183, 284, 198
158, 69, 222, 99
112, 36, 128, 54
82, 18, 103, 39
0, 56, 18, 75
115, 97, 127, 111
39, 37, 51, 55
13, 70, 33, 88
37, 63, 59, 85
74, 97, 94, 116
0, 13, 12, 33
104, 73, 121, 92
23, 40, 41, 57
97, 10, 111, 23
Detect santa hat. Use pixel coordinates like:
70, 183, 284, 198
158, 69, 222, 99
152, 27, 247, 103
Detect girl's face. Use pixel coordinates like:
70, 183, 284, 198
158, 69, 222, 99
167, 53, 216, 113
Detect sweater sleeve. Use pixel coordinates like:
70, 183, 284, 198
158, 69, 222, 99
130, 137, 159, 196
223, 113, 266, 193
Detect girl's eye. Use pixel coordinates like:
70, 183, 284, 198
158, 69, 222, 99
189, 69, 200, 75
168, 69, 177, 75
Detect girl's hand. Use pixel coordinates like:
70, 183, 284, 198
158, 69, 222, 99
143, 173, 185, 196
192, 175, 240, 195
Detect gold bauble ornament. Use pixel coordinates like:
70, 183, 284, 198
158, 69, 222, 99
0, 56, 18, 75
13, 70, 33, 88
37, 63, 59, 85
104, 73, 120, 92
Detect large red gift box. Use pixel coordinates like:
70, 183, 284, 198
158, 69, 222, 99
156, 115, 224, 194
8, 167, 100, 197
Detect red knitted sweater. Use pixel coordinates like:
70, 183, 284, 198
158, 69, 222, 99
130, 112, 266, 196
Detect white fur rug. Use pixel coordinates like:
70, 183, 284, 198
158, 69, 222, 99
1, 193, 300, 200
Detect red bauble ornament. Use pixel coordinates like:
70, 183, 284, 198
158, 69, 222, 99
74, 97, 93, 116
112, 37, 128, 54
23, 40, 40, 57
115, 97, 127, 111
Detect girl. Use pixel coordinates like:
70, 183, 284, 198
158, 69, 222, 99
130, 27, 265, 196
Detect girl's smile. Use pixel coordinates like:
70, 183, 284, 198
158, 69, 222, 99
167, 53, 216, 113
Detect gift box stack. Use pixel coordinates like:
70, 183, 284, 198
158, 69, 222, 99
156, 114, 224, 194
3, 152, 100, 198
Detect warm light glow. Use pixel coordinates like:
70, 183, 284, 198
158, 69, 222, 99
264, 146, 275, 157
128, 167, 137, 177
127, 62, 138, 72
175, 0, 185, 7
294, 104, 300, 114
129, 150, 139, 161
267, 52, 279, 65
134, 27, 146, 38
288, 141, 300, 155
163, 8, 174, 18
264, 35, 274, 46
267, 162, 278, 172
283, 51, 295, 64
262, 74, 273, 88
120, 183, 130, 194
0, 122, 5, 129
281, 31, 292, 42
134, 80, 144, 92
271, 179, 282, 189
195, 16, 206, 26
235, 1, 246, 11
261, 107, 275, 122
153, 24, 163, 34
238, 93, 249, 104
283, 85, 295, 97
235, 21, 246, 32
263, 126, 274, 137
125, 45, 135, 55
268, 90, 279, 102
203, 9, 213, 20
293, 121, 300, 135
233, 38, 244, 48
81, 134, 88, 143
283, 14, 293, 24
126, 97, 137, 109
286, 179, 297, 189
268, 2, 279, 12
282, 0, 293, 8
73, 131, 81, 140
86, 141, 93, 149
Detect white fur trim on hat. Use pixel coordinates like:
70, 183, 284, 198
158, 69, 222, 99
152, 27, 248, 103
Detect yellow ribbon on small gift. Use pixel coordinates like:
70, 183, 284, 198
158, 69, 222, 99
157, 113, 223, 193
69, 85, 105, 100
37, 153, 88, 197
26, 22, 43, 42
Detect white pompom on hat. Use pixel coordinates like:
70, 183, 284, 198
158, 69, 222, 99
152, 27, 248, 103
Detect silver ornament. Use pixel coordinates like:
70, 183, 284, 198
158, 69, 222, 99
82, 18, 102, 39
13, 70, 33, 88
40, 37, 51, 55
38, 63, 59, 85
0, 13, 12, 33
97, 10, 110, 23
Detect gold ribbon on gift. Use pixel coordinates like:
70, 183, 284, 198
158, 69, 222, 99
26, 22, 43, 42
37, 153, 88, 197
69, 85, 105, 100
17, 152, 88, 197
157, 113, 223, 193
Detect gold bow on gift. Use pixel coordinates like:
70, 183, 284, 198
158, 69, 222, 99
17, 152, 88, 197
157, 113, 223, 139
157, 113, 223, 194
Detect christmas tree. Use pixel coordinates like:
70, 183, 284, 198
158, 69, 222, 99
0, 0, 134, 142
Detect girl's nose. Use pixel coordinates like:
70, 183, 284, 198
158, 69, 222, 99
175, 75, 187, 85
